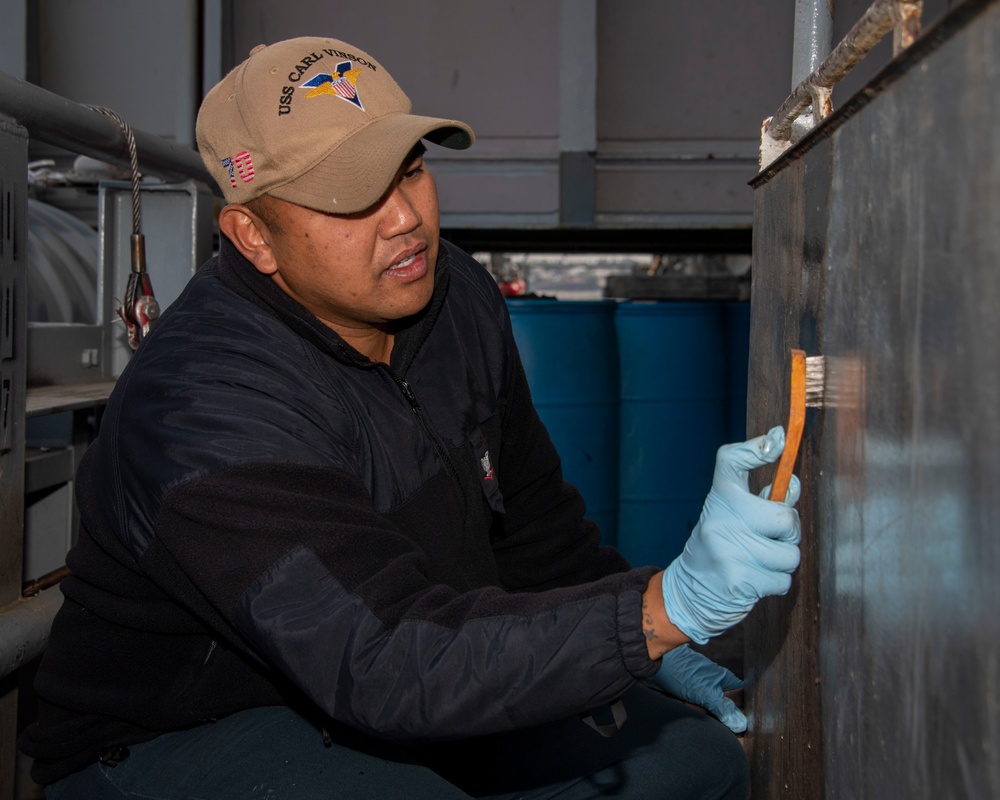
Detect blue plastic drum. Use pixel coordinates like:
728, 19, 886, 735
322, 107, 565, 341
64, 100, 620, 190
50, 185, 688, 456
724, 301, 751, 443
615, 301, 727, 567
507, 299, 619, 546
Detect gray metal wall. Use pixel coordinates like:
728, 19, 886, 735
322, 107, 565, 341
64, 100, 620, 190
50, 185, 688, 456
745, 2, 1000, 797
225, 0, 798, 233
28, 0, 201, 147
14, 0, 963, 239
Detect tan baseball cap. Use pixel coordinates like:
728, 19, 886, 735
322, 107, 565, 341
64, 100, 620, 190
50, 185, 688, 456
196, 37, 474, 215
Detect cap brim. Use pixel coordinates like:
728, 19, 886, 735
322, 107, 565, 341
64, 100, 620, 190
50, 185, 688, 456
268, 114, 474, 215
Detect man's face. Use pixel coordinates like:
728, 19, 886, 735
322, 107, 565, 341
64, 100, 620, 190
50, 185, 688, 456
255, 148, 441, 342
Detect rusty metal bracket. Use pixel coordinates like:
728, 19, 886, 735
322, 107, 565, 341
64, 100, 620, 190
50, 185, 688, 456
760, 0, 923, 169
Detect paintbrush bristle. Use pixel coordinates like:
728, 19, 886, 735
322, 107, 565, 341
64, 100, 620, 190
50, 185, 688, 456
804, 354, 862, 409
805, 356, 826, 407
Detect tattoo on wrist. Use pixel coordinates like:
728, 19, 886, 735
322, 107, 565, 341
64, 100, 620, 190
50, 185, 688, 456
643, 597, 658, 642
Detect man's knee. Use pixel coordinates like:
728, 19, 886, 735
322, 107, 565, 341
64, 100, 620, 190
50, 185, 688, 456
679, 717, 748, 799
703, 726, 750, 799
622, 689, 749, 799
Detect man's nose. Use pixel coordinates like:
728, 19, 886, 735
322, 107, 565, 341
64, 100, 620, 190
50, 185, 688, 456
378, 186, 422, 237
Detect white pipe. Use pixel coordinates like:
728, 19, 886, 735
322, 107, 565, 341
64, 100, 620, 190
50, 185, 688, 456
0, 588, 64, 679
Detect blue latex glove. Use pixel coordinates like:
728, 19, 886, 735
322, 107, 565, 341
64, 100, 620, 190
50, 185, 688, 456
652, 645, 746, 733
661, 426, 802, 644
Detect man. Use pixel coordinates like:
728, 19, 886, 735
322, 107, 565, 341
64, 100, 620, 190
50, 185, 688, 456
21, 37, 800, 799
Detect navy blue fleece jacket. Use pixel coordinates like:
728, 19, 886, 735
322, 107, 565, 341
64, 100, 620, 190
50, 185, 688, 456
21, 237, 659, 784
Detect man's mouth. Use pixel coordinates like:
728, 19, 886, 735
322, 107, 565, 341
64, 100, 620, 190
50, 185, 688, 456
384, 248, 428, 280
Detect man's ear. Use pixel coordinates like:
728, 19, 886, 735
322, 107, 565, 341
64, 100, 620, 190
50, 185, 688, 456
218, 204, 278, 275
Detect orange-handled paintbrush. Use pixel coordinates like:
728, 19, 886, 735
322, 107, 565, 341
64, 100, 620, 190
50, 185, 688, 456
769, 349, 831, 502
769, 350, 807, 503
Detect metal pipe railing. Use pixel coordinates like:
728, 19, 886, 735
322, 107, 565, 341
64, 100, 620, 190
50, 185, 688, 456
0, 71, 215, 189
760, 0, 923, 169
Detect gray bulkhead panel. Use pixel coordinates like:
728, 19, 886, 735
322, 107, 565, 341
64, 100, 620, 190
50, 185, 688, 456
745, 2, 1000, 797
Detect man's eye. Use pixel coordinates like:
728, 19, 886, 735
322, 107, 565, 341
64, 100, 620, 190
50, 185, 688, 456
403, 163, 425, 179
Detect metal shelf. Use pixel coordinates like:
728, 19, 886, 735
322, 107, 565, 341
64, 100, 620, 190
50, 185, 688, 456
26, 379, 116, 418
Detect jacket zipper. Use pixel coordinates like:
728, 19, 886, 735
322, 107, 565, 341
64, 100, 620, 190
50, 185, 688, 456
380, 365, 467, 512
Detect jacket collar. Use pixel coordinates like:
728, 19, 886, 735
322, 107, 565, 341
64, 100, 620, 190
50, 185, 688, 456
216, 235, 451, 372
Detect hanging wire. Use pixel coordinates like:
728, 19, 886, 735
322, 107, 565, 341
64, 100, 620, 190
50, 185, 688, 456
89, 105, 159, 350
91, 106, 141, 235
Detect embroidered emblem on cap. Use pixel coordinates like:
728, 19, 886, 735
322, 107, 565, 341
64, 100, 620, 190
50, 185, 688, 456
221, 151, 255, 188
300, 61, 364, 110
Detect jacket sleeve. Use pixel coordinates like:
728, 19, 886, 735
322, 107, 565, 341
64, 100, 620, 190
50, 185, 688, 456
147, 461, 660, 742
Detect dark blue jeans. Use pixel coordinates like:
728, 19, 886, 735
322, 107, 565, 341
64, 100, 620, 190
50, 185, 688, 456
47, 685, 748, 799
